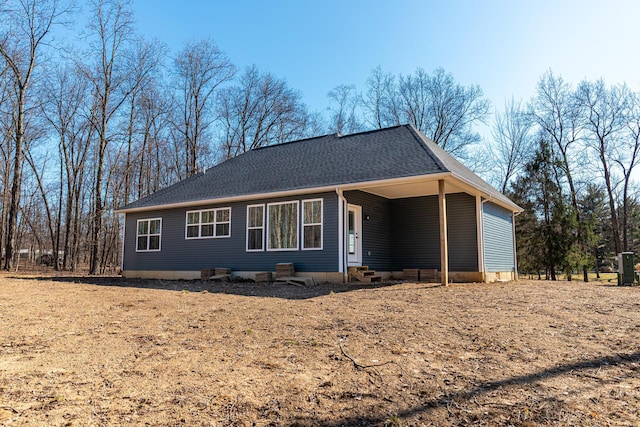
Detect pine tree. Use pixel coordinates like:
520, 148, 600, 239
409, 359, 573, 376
509, 140, 584, 280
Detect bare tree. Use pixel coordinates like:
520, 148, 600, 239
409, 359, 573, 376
620, 90, 640, 250
0, 0, 70, 270
136, 85, 174, 198
530, 70, 597, 281
327, 84, 362, 135
490, 97, 534, 192
24, 148, 57, 264
41, 64, 93, 270
531, 70, 583, 212
121, 38, 167, 206
399, 68, 437, 135
172, 38, 234, 177
217, 65, 310, 159
0, 60, 13, 257
423, 68, 490, 157
82, 0, 136, 275
361, 66, 398, 129
575, 79, 629, 255
359, 67, 490, 160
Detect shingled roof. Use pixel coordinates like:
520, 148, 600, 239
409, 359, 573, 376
117, 124, 518, 212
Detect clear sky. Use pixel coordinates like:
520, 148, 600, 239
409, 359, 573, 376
131, 0, 640, 116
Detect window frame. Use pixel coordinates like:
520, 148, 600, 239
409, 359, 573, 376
266, 200, 299, 251
302, 198, 323, 250
136, 218, 162, 252
185, 207, 231, 239
246, 204, 265, 252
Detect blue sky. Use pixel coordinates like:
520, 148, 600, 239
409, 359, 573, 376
131, 0, 640, 116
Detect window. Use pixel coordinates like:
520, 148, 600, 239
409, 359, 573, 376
267, 201, 298, 250
246, 204, 264, 251
302, 199, 323, 250
137, 218, 161, 252
186, 208, 231, 239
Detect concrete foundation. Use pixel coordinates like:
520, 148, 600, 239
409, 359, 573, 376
122, 270, 344, 283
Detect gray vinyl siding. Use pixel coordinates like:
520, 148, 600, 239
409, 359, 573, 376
447, 193, 478, 271
483, 201, 515, 272
390, 193, 478, 271
344, 191, 391, 271
390, 196, 440, 270
123, 192, 338, 273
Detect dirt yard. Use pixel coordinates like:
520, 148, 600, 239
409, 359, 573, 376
0, 274, 639, 426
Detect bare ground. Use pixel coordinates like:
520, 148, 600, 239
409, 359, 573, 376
0, 274, 639, 426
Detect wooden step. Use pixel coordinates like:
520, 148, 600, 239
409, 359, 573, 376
276, 263, 295, 278
348, 266, 382, 283
350, 273, 382, 283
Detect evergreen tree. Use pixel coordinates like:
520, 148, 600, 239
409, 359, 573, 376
509, 140, 584, 280
578, 184, 611, 277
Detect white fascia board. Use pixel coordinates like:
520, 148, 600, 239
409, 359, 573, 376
448, 173, 523, 213
114, 173, 453, 214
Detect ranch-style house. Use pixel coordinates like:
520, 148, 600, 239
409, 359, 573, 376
116, 124, 522, 284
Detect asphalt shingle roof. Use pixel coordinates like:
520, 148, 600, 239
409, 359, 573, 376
118, 124, 518, 212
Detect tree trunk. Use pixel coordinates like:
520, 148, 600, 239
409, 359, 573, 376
601, 152, 622, 255
89, 145, 104, 275
4, 89, 25, 271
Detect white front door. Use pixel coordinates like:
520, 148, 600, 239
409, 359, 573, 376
347, 204, 362, 265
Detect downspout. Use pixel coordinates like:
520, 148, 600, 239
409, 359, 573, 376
120, 212, 126, 276
512, 210, 521, 281
336, 188, 348, 283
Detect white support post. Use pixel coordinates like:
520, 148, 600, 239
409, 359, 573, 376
438, 179, 449, 286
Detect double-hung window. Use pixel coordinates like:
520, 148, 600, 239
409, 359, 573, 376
302, 199, 323, 250
267, 201, 298, 250
186, 208, 231, 239
246, 204, 264, 251
137, 218, 161, 252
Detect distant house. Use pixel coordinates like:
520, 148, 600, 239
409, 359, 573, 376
116, 125, 521, 284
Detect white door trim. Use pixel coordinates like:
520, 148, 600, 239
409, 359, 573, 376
347, 204, 362, 266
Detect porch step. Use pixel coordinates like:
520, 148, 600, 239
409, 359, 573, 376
348, 266, 382, 284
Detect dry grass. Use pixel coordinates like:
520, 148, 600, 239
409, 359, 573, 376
1, 273, 639, 426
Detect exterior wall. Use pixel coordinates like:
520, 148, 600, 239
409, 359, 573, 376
447, 193, 479, 272
123, 192, 339, 273
122, 187, 511, 281
390, 193, 478, 272
390, 196, 440, 270
344, 190, 392, 271
483, 201, 515, 272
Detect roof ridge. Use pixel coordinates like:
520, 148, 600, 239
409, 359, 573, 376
249, 125, 407, 152
404, 124, 450, 173
337, 124, 404, 139
251, 132, 334, 152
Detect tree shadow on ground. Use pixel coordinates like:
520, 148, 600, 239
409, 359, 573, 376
10, 275, 427, 300
302, 351, 640, 426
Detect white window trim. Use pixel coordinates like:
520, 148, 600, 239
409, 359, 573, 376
266, 200, 299, 251
302, 198, 323, 250
246, 204, 265, 252
185, 207, 232, 239
136, 218, 162, 252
